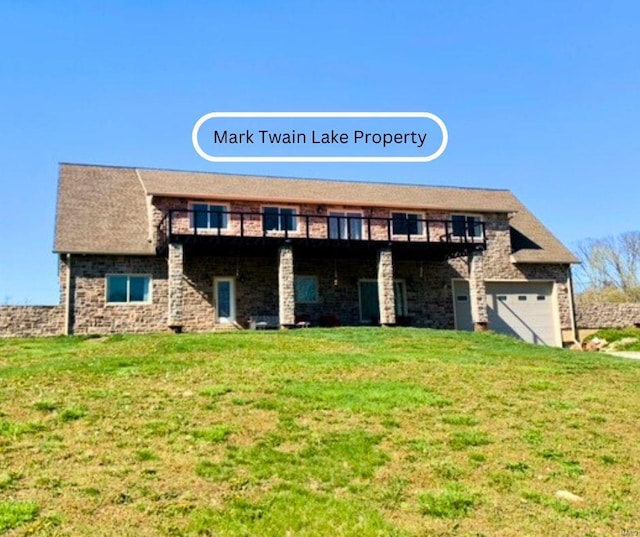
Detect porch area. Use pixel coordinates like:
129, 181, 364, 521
163, 242, 489, 332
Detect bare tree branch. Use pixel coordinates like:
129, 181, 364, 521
574, 231, 640, 302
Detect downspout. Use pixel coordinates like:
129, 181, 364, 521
64, 253, 72, 336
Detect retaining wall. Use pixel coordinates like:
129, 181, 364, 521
575, 302, 640, 329
0, 306, 64, 338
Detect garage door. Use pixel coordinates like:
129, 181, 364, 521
453, 280, 559, 346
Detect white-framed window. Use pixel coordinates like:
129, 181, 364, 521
391, 212, 424, 236
328, 211, 363, 240
263, 206, 297, 232
451, 214, 483, 238
106, 275, 152, 304
190, 203, 229, 230
294, 275, 319, 303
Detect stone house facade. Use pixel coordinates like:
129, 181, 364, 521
50, 164, 579, 345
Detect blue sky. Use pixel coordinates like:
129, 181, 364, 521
1, 1, 638, 303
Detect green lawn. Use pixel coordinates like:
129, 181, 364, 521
0, 328, 638, 536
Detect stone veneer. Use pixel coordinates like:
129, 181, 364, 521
468, 251, 488, 327
151, 198, 574, 330
66, 255, 169, 335
377, 247, 396, 325
51, 252, 471, 334
0, 249, 574, 337
448, 213, 574, 332
0, 205, 576, 338
168, 243, 184, 327
278, 245, 295, 326
575, 302, 640, 329
0, 306, 64, 338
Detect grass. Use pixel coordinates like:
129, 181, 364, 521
0, 328, 638, 536
419, 485, 478, 518
0, 501, 39, 532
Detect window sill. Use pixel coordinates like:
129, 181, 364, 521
105, 301, 153, 306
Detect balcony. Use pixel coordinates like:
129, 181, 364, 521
156, 209, 487, 259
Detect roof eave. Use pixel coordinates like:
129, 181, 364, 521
510, 254, 580, 265
147, 191, 518, 213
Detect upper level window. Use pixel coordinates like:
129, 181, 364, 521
329, 211, 363, 240
192, 203, 228, 229
392, 212, 424, 236
106, 275, 151, 303
263, 207, 297, 232
451, 215, 483, 238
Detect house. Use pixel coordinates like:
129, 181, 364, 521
53, 163, 579, 345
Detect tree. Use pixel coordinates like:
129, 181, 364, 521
574, 231, 640, 302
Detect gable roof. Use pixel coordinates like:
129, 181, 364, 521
54, 165, 155, 255
54, 163, 578, 263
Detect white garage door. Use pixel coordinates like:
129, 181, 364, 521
453, 280, 559, 346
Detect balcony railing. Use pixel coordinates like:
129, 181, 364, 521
157, 209, 487, 252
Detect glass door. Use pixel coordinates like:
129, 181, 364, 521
328, 212, 363, 240
214, 277, 236, 323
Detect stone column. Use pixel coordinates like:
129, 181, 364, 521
378, 247, 396, 326
469, 250, 488, 331
168, 243, 184, 331
278, 244, 295, 327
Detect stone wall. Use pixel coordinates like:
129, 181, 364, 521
0, 252, 466, 337
0, 306, 64, 337
575, 302, 640, 329
69, 255, 169, 335
180, 255, 278, 331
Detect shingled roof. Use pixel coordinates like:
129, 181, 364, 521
54, 163, 578, 263
138, 168, 522, 212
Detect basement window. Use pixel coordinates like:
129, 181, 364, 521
106, 275, 151, 304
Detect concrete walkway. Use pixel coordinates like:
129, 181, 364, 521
603, 351, 640, 360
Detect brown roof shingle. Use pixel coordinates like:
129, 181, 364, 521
53, 163, 578, 263
137, 168, 522, 213
54, 164, 155, 254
